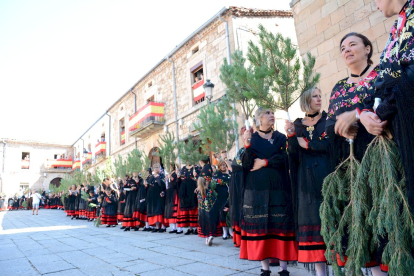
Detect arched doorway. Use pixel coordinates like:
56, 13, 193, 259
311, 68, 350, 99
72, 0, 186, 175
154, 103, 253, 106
50, 177, 62, 188
148, 147, 163, 169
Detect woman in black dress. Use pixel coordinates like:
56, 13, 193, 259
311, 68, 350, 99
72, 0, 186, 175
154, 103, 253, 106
67, 185, 77, 219
241, 107, 297, 276
229, 146, 247, 248
133, 173, 149, 231
122, 175, 138, 231
164, 164, 179, 233
324, 32, 388, 275
212, 159, 231, 240
285, 87, 329, 276
177, 163, 199, 235
101, 188, 117, 227
146, 163, 167, 232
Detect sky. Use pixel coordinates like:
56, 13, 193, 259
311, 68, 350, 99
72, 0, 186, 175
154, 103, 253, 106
0, 0, 292, 145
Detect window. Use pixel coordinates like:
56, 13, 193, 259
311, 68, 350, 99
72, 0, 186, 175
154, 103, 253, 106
120, 118, 125, 145
192, 46, 199, 55
21, 152, 30, 169
100, 133, 105, 142
191, 62, 205, 105
20, 183, 29, 191
148, 81, 153, 88
147, 95, 155, 103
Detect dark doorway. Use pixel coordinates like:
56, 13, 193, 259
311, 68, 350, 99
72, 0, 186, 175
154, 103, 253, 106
50, 177, 62, 188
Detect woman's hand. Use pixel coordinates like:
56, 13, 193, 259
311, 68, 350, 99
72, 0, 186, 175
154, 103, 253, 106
284, 120, 295, 136
243, 130, 252, 146
250, 158, 266, 171
297, 137, 308, 149
194, 188, 199, 194
360, 111, 388, 136
335, 110, 359, 137
342, 123, 359, 140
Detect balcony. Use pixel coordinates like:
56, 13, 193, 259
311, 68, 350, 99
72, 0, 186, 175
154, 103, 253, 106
72, 160, 81, 171
82, 152, 92, 166
95, 142, 106, 157
44, 158, 73, 172
193, 79, 205, 105
129, 102, 165, 138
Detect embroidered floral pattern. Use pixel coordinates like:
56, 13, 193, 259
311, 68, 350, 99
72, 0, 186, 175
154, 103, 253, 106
327, 67, 379, 120
378, 0, 414, 81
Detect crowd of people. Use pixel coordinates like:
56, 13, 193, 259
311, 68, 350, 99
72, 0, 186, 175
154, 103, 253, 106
2, 1, 414, 276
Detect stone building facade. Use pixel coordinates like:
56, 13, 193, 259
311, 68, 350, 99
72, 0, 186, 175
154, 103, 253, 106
72, 6, 296, 172
0, 138, 73, 196
291, 0, 398, 110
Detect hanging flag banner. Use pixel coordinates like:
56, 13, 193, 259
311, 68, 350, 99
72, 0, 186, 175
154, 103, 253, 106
129, 102, 165, 132
95, 142, 106, 156
193, 79, 205, 102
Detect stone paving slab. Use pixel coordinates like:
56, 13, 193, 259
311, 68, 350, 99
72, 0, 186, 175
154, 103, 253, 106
0, 209, 325, 276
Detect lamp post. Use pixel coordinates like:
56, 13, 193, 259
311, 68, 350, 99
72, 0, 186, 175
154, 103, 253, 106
203, 79, 214, 103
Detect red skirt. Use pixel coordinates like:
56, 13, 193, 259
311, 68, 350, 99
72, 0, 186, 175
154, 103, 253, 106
164, 193, 178, 224
233, 225, 242, 248
148, 215, 168, 226
86, 210, 97, 219
117, 212, 124, 223
298, 241, 326, 263
79, 210, 86, 217
177, 201, 198, 228
197, 225, 223, 238
123, 217, 137, 228
133, 211, 147, 227
101, 214, 117, 225
239, 230, 298, 261
336, 254, 389, 272
44, 205, 50, 209
66, 210, 76, 216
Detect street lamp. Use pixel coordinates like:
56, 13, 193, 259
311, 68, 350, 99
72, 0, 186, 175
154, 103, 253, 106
203, 79, 214, 102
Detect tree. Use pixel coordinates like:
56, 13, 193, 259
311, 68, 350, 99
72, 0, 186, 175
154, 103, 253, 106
221, 24, 320, 121
220, 50, 257, 129
178, 136, 203, 166
114, 154, 127, 179
158, 131, 178, 172
126, 149, 146, 175
192, 99, 238, 155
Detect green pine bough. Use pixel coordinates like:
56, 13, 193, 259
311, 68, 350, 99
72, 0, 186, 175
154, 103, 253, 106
158, 131, 178, 171
320, 140, 364, 276
364, 135, 414, 276
193, 100, 237, 155
321, 135, 414, 276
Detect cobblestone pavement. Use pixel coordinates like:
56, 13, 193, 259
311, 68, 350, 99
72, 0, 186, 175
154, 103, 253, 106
0, 209, 318, 276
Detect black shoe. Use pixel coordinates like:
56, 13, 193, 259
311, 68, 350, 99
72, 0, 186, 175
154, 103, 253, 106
184, 229, 193, 235
124, 227, 130, 231
142, 227, 151, 232
151, 228, 159, 233
169, 230, 177, 234
222, 236, 228, 240
260, 269, 271, 276
134, 227, 139, 231
120, 226, 126, 229
111, 225, 116, 227
278, 270, 290, 276
176, 230, 183, 234
71, 216, 74, 220
192, 230, 198, 235
159, 228, 166, 233
106, 225, 111, 227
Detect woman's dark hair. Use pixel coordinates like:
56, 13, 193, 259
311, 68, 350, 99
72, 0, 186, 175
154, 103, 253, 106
340, 32, 373, 65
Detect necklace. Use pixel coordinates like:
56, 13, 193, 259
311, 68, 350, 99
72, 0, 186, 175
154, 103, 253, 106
306, 112, 320, 121
258, 128, 272, 138
350, 64, 370, 81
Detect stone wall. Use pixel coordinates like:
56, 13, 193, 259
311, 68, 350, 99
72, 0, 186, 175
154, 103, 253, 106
291, 0, 398, 110
0, 139, 72, 196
